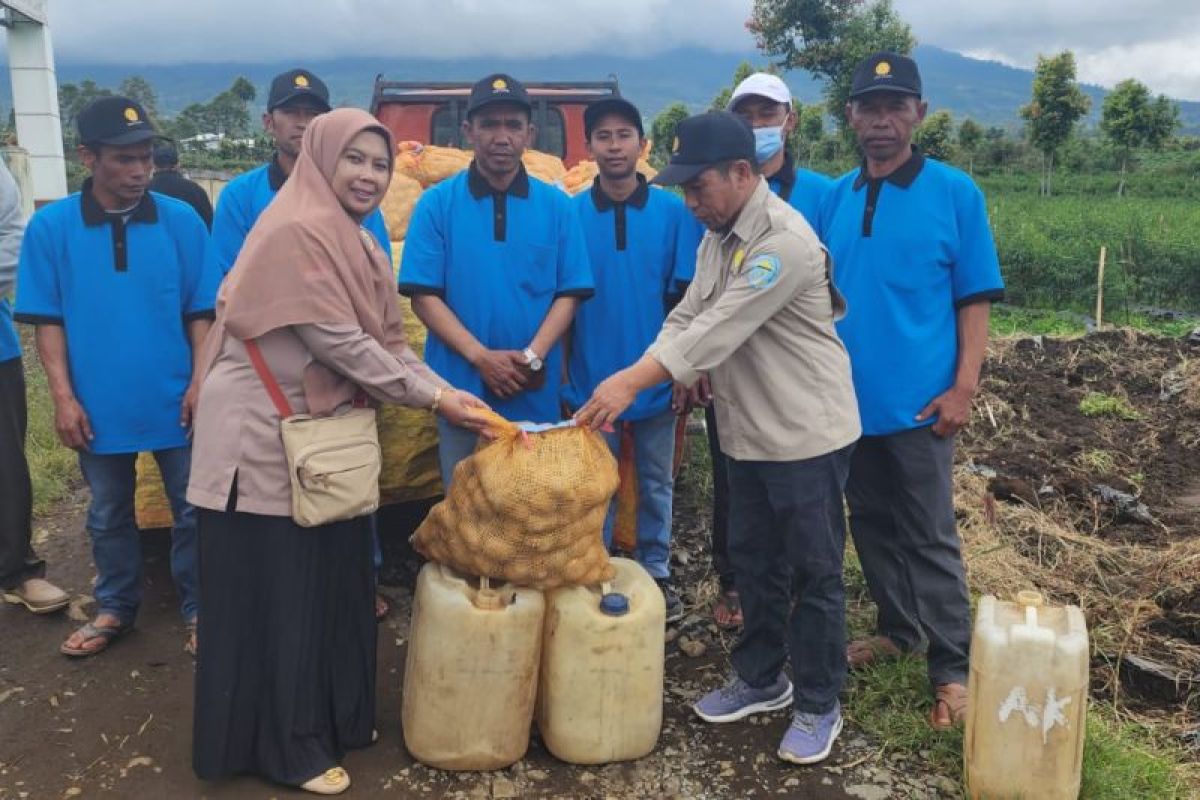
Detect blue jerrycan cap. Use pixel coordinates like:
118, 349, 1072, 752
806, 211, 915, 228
600, 592, 630, 616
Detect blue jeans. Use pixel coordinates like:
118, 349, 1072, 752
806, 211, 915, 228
436, 418, 483, 489
600, 410, 676, 580
77, 447, 198, 626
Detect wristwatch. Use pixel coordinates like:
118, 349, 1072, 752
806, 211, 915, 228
522, 347, 544, 372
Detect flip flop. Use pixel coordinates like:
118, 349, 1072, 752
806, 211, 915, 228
60, 621, 129, 658
929, 682, 968, 730
713, 588, 743, 629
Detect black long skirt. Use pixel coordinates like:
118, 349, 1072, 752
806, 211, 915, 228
192, 508, 376, 787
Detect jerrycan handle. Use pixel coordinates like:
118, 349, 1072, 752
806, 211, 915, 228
1017, 590, 1043, 628
472, 575, 506, 611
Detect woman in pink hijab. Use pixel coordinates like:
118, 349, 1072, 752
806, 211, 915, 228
188, 108, 486, 795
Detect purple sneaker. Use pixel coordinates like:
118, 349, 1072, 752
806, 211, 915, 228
693, 674, 793, 723
778, 703, 843, 765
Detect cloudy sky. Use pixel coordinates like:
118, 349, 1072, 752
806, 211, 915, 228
41, 0, 1200, 100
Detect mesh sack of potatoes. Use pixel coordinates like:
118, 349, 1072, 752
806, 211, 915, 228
411, 410, 619, 590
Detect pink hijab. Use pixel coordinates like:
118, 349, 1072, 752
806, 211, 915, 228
205, 107, 408, 414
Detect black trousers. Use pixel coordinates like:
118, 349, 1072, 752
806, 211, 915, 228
845, 426, 971, 686
193, 508, 377, 786
704, 404, 734, 589
727, 444, 854, 714
0, 357, 42, 590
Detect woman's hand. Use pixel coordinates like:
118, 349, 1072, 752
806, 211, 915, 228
436, 389, 495, 437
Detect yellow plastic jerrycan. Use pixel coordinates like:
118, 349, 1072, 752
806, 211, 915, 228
401, 563, 545, 771
965, 591, 1089, 800
536, 557, 666, 764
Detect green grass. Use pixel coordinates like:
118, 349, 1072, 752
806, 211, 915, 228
1079, 391, 1142, 421
20, 335, 79, 515
989, 305, 1199, 339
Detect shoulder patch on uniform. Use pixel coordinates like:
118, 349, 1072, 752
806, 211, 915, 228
745, 254, 782, 290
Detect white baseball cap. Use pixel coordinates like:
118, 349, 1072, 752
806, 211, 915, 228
728, 73, 792, 111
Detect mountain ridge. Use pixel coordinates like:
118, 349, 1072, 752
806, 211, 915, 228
28, 44, 1200, 134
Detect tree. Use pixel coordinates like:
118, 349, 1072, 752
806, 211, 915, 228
750, 0, 915, 136
118, 76, 160, 124
913, 109, 954, 161
957, 118, 983, 174
1020, 51, 1090, 196
710, 61, 757, 112
799, 105, 825, 164
649, 102, 690, 166
58, 80, 113, 142
1100, 79, 1180, 196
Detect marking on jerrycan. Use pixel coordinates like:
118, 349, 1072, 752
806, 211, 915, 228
997, 686, 1073, 744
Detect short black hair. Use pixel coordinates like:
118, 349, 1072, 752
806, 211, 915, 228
153, 142, 179, 167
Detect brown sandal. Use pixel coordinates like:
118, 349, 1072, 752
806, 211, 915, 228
929, 682, 968, 730
846, 635, 906, 670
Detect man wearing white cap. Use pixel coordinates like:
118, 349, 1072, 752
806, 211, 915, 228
700, 72, 836, 629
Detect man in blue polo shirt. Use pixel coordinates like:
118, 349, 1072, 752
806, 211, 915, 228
0, 156, 70, 616
564, 97, 702, 623
209, 68, 392, 275
15, 97, 218, 658
401, 73, 592, 482
820, 53, 1004, 730
700, 72, 836, 629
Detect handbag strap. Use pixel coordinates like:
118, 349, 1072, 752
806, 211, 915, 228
243, 338, 295, 419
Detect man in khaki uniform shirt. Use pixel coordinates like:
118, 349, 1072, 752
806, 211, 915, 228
577, 112, 860, 766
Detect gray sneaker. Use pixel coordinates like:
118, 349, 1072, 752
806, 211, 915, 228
778, 703, 843, 765
693, 673, 793, 723
655, 579, 684, 624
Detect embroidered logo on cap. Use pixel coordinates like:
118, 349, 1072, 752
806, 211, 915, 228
294, 74, 310, 88
124, 107, 140, 123
875, 61, 892, 77
492, 78, 509, 92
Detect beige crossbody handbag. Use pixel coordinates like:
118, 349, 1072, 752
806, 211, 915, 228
244, 338, 381, 527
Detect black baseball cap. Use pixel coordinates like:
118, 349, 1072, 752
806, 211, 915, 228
467, 73, 531, 117
267, 69, 331, 113
77, 96, 157, 147
848, 52, 922, 100
651, 112, 755, 187
153, 141, 179, 167
584, 97, 644, 139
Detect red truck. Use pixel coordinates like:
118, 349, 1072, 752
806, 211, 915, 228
370, 78, 621, 168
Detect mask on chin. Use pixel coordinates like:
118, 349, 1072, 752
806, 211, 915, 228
754, 125, 786, 164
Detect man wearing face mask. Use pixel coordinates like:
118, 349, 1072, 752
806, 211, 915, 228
700, 73, 837, 629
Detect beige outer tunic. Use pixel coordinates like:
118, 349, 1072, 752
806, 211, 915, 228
186, 322, 449, 517
647, 178, 861, 462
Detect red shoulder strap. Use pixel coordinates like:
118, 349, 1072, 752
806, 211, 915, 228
243, 339, 295, 419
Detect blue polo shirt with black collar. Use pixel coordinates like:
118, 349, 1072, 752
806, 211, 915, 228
14, 181, 218, 454
820, 151, 1004, 436
767, 151, 834, 233
210, 155, 393, 275
564, 174, 702, 421
399, 162, 593, 423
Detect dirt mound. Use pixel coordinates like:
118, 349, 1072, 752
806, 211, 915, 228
957, 330, 1200, 719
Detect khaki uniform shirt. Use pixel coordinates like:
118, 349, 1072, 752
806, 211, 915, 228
647, 178, 860, 462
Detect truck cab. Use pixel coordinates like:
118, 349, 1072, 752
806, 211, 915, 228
370, 78, 620, 168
